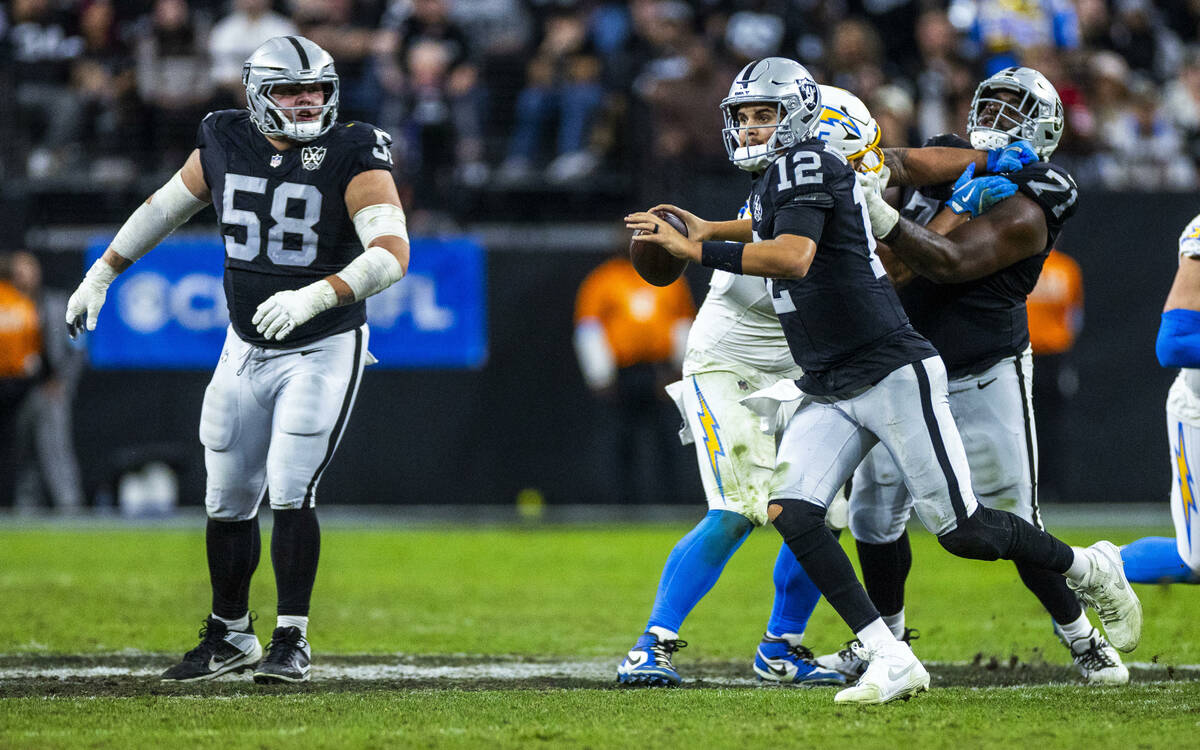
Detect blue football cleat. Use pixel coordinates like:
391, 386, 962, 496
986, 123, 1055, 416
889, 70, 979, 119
617, 632, 687, 686
755, 633, 846, 686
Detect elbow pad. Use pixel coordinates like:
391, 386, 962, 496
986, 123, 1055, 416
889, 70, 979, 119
353, 203, 409, 247
109, 171, 208, 262
1156, 309, 1200, 368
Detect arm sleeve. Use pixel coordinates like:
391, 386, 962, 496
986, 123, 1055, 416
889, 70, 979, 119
1157, 309, 1200, 368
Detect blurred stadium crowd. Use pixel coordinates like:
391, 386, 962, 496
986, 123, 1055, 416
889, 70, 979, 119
6, 0, 1200, 229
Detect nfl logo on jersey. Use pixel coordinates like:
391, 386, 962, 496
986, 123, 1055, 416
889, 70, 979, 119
270, 154, 282, 168
301, 146, 327, 171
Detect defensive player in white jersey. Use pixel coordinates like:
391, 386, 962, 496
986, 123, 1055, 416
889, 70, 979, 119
617, 85, 1033, 687
65, 36, 409, 683
1121, 214, 1200, 584
820, 67, 1129, 685
628, 57, 1141, 704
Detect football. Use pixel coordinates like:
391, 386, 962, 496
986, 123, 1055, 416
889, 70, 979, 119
630, 209, 689, 286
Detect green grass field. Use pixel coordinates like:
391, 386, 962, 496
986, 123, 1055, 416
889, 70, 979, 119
1, 521, 1197, 748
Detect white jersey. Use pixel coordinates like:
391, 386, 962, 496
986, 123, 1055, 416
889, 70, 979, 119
1170, 214, 1200, 423
682, 272, 800, 377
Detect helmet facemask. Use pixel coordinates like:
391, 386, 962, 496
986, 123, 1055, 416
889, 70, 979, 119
966, 68, 1064, 158
242, 37, 340, 143
720, 58, 822, 173
258, 80, 339, 142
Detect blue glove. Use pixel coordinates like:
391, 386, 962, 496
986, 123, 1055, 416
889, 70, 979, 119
947, 163, 1018, 217
986, 140, 1038, 173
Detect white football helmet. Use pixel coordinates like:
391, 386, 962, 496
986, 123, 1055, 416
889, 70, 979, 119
967, 66, 1063, 159
243, 36, 339, 142
720, 57, 822, 172
813, 85, 884, 173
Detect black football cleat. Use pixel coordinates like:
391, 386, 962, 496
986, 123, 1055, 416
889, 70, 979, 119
160, 616, 263, 682
253, 626, 312, 684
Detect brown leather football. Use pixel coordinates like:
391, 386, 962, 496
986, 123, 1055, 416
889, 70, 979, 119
630, 209, 689, 286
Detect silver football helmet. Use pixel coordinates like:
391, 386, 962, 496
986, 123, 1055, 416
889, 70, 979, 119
243, 36, 339, 142
814, 85, 884, 173
720, 57, 822, 172
967, 66, 1063, 159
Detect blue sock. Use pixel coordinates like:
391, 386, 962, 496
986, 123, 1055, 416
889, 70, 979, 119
766, 542, 823, 636
1122, 537, 1199, 584
647, 509, 754, 632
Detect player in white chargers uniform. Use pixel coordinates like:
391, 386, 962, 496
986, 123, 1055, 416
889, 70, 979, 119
616, 85, 1021, 687
1122, 214, 1200, 584
65, 37, 409, 683
628, 57, 1141, 704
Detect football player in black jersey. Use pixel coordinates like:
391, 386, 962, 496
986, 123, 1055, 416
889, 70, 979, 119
836, 67, 1128, 685
626, 57, 1141, 704
65, 37, 409, 684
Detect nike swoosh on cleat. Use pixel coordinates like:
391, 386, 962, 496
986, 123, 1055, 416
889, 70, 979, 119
887, 662, 916, 681
767, 662, 790, 677
208, 655, 231, 672
624, 652, 648, 669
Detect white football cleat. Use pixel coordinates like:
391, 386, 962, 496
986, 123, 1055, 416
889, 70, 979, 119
1066, 541, 1142, 652
833, 640, 929, 705
1065, 628, 1129, 685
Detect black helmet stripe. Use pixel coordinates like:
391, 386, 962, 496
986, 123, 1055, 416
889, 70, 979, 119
286, 36, 310, 70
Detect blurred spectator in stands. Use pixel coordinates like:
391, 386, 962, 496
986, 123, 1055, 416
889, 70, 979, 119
1028, 248, 1084, 503
496, 5, 607, 184
7, 251, 85, 514
378, 0, 486, 224
1164, 46, 1200, 167
872, 84, 918, 148
1110, 0, 1183, 82
208, 0, 296, 108
0, 252, 43, 508
637, 38, 735, 201
9, 0, 86, 178
957, 0, 1079, 74
73, 0, 138, 184
135, 0, 214, 173
293, 0, 386, 124
824, 18, 885, 103
574, 250, 695, 504
1100, 77, 1197, 190
722, 0, 787, 66
1075, 0, 1115, 51
911, 8, 975, 142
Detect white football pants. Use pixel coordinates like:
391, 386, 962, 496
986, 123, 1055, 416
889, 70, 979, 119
849, 350, 1039, 543
200, 324, 369, 520
771, 354, 979, 537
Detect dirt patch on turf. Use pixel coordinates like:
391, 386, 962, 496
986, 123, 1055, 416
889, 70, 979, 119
1, 654, 1197, 698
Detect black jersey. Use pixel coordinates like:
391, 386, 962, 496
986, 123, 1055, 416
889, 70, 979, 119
756, 138, 937, 396
197, 110, 395, 348
895, 134, 1079, 376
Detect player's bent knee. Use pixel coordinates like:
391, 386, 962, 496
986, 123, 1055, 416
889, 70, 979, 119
770, 498, 827, 544
936, 506, 1011, 561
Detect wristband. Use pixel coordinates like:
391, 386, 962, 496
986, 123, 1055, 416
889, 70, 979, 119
701, 241, 745, 275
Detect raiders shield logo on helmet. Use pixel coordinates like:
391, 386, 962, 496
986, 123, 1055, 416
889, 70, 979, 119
301, 146, 327, 171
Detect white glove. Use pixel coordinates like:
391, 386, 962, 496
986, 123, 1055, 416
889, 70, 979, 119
66, 259, 120, 339
252, 281, 338, 341
856, 169, 899, 238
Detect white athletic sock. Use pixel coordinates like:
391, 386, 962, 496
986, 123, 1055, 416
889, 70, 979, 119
855, 618, 897, 651
277, 615, 308, 637
882, 609, 906, 639
213, 612, 250, 632
648, 625, 679, 642
1065, 547, 1091, 582
1056, 612, 1093, 644
767, 631, 805, 647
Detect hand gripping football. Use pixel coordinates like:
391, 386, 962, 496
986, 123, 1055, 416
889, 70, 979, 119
630, 209, 689, 286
